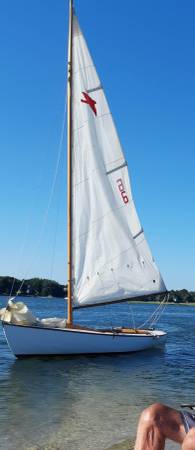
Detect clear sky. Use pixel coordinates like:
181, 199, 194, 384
0, 0, 194, 290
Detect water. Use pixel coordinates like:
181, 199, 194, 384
0, 296, 195, 450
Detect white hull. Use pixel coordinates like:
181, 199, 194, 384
3, 322, 166, 357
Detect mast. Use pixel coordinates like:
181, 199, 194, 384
67, 0, 73, 326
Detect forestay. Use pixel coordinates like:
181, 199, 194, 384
71, 15, 166, 307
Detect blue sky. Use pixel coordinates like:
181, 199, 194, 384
0, 0, 194, 290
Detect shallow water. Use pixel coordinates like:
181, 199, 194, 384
0, 297, 195, 449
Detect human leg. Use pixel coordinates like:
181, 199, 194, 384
134, 403, 186, 450
182, 428, 195, 450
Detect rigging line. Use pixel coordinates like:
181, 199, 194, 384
138, 300, 165, 329
8, 162, 52, 298
138, 298, 164, 328
129, 304, 136, 329
148, 305, 164, 327
9, 194, 38, 298
149, 294, 169, 327
138, 293, 168, 329
49, 171, 63, 281
150, 306, 166, 328
9, 278, 15, 298
16, 92, 67, 295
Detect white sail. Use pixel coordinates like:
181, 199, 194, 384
71, 15, 166, 307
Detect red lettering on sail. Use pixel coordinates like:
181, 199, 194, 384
81, 92, 97, 116
116, 178, 129, 204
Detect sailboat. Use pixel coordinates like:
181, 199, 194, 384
2, 0, 167, 357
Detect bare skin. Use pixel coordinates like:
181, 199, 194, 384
134, 403, 195, 450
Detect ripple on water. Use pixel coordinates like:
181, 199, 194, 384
0, 298, 195, 449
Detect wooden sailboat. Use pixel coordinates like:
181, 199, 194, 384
2, 0, 167, 357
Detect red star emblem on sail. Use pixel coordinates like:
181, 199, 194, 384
81, 92, 97, 116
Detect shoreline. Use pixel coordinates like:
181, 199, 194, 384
128, 301, 195, 306
0, 294, 195, 306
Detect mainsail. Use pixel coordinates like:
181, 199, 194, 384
71, 15, 166, 307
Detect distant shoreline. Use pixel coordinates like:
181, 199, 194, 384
1, 294, 195, 306
0, 277, 194, 303
128, 301, 195, 306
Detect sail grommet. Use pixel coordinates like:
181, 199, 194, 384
69, 8, 166, 311
1, 3, 168, 358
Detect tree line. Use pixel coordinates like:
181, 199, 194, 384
0, 277, 194, 302
0, 276, 67, 298
136, 289, 195, 304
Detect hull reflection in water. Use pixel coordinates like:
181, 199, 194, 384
3, 322, 166, 357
